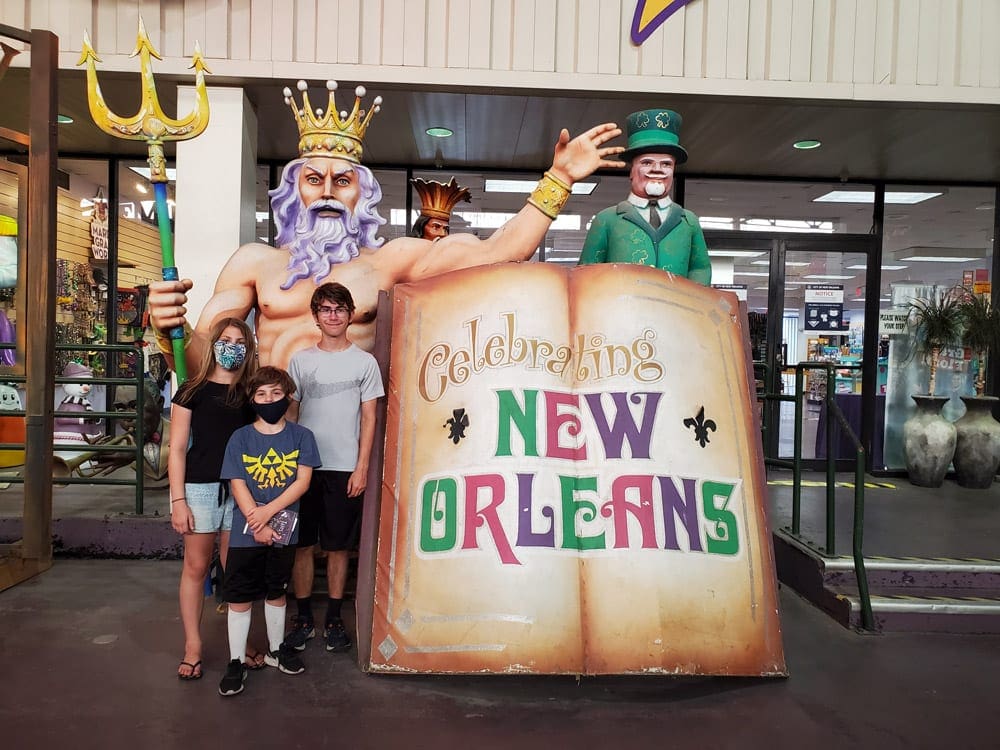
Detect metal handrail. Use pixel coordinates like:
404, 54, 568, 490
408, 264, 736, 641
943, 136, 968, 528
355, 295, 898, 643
0, 342, 147, 513
755, 360, 874, 631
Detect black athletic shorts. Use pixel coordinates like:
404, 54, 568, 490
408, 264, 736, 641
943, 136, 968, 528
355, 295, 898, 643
224, 545, 296, 603
297, 470, 363, 551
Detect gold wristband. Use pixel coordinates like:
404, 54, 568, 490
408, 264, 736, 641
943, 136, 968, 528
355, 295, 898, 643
155, 323, 192, 355
527, 171, 572, 220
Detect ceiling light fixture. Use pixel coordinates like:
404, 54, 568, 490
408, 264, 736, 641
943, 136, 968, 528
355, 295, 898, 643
845, 264, 909, 271
130, 166, 177, 182
814, 190, 942, 204
57, 114, 74, 124
485, 179, 597, 195
793, 140, 821, 150
803, 274, 855, 280
707, 250, 765, 258
898, 255, 977, 263
425, 127, 454, 138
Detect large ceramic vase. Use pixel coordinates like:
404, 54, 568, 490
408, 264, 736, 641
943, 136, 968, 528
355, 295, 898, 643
903, 395, 956, 488
952, 395, 1000, 489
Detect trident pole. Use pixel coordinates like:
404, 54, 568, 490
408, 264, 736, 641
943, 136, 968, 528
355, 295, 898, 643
78, 17, 211, 383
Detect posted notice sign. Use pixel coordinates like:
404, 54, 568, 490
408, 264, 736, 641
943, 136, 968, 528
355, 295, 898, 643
804, 285, 846, 332
879, 309, 909, 335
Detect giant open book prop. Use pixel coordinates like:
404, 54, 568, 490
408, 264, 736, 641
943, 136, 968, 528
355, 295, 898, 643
359, 263, 785, 676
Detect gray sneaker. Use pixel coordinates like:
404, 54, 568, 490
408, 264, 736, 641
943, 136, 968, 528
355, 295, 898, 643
324, 618, 352, 652
284, 616, 315, 652
265, 644, 306, 675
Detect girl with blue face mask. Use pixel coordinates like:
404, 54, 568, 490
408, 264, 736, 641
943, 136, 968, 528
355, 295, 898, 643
168, 317, 261, 681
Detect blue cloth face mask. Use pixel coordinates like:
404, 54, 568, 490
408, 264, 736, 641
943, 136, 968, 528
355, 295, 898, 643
213, 340, 247, 371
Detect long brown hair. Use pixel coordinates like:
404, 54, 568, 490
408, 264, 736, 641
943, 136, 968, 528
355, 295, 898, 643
173, 317, 258, 407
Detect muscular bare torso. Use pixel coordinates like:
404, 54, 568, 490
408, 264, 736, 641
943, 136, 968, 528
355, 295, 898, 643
247, 244, 388, 368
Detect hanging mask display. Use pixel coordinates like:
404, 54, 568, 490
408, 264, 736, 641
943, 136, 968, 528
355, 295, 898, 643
213, 340, 247, 371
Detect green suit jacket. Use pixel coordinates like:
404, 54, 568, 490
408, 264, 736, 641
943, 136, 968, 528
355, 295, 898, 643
578, 201, 712, 285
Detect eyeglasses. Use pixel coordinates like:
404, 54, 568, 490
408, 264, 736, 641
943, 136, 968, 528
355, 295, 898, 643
316, 305, 351, 317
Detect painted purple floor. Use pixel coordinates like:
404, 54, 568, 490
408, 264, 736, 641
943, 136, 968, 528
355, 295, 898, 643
1, 559, 998, 749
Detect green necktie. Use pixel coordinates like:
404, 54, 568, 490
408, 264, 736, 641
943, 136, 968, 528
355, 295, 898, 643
648, 201, 661, 229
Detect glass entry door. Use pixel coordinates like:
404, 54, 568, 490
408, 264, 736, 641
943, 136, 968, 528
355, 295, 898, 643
776, 236, 877, 469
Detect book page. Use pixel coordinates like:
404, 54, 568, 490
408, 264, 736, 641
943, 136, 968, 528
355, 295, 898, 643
568, 264, 783, 675
370, 263, 584, 673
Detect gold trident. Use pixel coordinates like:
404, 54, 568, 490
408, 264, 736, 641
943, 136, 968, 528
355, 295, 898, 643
77, 17, 211, 182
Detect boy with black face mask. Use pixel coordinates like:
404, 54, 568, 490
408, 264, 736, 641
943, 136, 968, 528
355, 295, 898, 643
217, 366, 321, 697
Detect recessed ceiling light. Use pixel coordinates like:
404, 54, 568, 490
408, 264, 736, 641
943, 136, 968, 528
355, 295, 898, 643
803, 274, 854, 280
898, 255, 977, 263
793, 139, 821, 150
57, 114, 74, 124
425, 127, 454, 138
845, 264, 909, 271
734, 271, 770, 277
130, 166, 177, 181
485, 179, 597, 195
707, 250, 765, 258
814, 190, 942, 204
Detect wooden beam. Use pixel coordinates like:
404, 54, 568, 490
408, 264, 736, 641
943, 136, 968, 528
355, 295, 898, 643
21, 30, 57, 563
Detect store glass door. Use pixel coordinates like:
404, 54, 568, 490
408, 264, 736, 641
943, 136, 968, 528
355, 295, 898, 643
777, 237, 877, 469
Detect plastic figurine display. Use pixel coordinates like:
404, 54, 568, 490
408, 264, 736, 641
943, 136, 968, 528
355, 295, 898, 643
147, 81, 624, 367
409, 177, 471, 240
578, 109, 711, 285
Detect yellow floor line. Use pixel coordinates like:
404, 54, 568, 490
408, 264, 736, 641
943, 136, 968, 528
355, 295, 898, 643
768, 479, 896, 490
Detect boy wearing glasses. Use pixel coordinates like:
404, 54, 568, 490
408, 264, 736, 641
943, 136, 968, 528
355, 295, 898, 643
285, 282, 384, 653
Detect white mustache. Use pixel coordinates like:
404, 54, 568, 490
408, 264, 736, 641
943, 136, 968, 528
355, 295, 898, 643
309, 199, 348, 214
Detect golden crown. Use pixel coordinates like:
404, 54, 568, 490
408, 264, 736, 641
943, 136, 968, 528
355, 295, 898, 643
283, 80, 382, 163
410, 177, 472, 220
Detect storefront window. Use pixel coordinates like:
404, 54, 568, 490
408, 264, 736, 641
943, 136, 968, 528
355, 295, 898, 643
684, 180, 876, 235
881, 186, 996, 470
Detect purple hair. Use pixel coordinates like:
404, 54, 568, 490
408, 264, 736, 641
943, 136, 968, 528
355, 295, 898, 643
269, 158, 386, 290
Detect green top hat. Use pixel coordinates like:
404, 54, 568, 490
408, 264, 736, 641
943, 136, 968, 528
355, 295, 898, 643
623, 109, 688, 164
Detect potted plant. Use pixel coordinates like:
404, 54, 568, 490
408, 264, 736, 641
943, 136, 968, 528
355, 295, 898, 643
952, 292, 1000, 488
902, 290, 962, 487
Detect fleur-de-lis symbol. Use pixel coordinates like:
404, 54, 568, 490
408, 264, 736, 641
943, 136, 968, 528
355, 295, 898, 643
655, 111, 671, 129
444, 408, 470, 444
683, 406, 717, 448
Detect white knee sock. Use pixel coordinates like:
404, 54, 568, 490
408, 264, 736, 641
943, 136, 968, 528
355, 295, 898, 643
264, 600, 286, 652
228, 607, 252, 663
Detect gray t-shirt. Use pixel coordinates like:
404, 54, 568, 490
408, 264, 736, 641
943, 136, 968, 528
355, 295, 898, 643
288, 343, 384, 471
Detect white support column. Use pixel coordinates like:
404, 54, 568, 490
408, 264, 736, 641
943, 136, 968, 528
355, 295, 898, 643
174, 86, 258, 329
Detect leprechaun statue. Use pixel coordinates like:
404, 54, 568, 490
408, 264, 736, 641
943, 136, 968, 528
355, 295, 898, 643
578, 109, 711, 285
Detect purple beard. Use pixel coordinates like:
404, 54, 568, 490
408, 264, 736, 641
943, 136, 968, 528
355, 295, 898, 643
280, 199, 359, 289
270, 159, 385, 290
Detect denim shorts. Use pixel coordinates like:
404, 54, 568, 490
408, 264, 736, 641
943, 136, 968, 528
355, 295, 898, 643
185, 482, 234, 533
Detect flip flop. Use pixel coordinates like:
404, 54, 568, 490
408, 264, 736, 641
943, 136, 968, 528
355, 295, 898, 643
178, 660, 203, 681
244, 649, 266, 670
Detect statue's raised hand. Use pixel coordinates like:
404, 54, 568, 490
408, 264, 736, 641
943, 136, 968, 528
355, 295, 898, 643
549, 123, 625, 185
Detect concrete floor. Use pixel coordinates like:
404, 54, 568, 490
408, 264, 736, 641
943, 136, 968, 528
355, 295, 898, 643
2, 559, 999, 749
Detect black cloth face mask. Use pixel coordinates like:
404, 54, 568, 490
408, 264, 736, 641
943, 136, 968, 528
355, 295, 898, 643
253, 396, 289, 424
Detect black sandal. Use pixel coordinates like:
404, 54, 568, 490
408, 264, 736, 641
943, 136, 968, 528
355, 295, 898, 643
178, 659, 203, 681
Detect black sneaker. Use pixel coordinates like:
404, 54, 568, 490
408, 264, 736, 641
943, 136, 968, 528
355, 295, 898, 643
218, 659, 247, 696
264, 644, 306, 675
284, 616, 315, 652
324, 618, 351, 652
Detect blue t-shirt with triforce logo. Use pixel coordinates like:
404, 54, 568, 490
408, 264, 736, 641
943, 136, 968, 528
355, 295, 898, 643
221, 421, 321, 548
